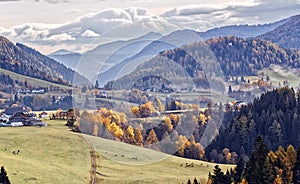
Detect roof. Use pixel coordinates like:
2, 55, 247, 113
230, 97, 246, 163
4, 107, 26, 116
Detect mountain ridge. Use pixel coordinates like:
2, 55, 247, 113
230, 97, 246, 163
0, 36, 89, 86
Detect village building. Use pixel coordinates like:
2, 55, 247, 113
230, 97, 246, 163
4, 106, 26, 116
39, 111, 48, 118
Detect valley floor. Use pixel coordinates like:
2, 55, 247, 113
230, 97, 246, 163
0, 119, 233, 184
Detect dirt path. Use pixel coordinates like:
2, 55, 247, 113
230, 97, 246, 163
79, 135, 97, 184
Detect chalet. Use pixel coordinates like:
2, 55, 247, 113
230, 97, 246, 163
39, 111, 48, 118
4, 107, 26, 116
0, 114, 9, 123
9, 112, 42, 126
31, 88, 46, 94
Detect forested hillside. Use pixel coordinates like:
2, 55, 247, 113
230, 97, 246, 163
260, 14, 300, 50
206, 36, 300, 79
207, 87, 300, 163
0, 36, 89, 86
108, 36, 300, 91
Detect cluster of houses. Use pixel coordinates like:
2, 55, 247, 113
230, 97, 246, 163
16, 87, 47, 95
0, 106, 47, 127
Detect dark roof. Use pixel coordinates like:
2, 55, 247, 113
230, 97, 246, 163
9, 112, 41, 125
4, 107, 26, 116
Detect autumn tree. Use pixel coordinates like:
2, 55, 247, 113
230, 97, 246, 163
139, 102, 155, 118
152, 97, 165, 113
176, 135, 189, 157
107, 122, 124, 140
134, 128, 144, 146
145, 129, 160, 151
124, 126, 135, 144
130, 106, 140, 118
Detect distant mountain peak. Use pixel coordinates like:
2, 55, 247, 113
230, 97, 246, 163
49, 49, 78, 56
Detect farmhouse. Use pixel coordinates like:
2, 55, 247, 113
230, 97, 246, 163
4, 106, 26, 116
9, 112, 42, 126
39, 111, 48, 118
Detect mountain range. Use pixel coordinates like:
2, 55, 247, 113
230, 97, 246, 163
0, 36, 89, 86
1, 12, 300, 89
260, 14, 300, 50
106, 35, 300, 92
48, 13, 300, 86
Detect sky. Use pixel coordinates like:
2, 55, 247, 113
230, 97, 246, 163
0, 0, 300, 53
0, 0, 252, 27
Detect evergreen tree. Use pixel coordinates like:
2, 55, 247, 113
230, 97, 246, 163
244, 136, 275, 184
234, 157, 245, 183
193, 177, 198, 184
0, 166, 10, 184
95, 80, 99, 89
228, 85, 233, 93
293, 147, 300, 184
211, 165, 231, 184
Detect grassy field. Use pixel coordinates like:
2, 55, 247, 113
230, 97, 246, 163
0, 120, 90, 184
0, 118, 234, 184
0, 68, 73, 90
257, 66, 300, 88
85, 135, 234, 184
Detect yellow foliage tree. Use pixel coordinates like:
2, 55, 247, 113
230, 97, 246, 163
164, 116, 173, 131
93, 124, 98, 137
199, 113, 207, 124
107, 122, 123, 139
273, 175, 283, 184
241, 178, 248, 184
134, 128, 144, 146
131, 106, 140, 117
124, 126, 135, 144
140, 102, 155, 118
176, 135, 189, 157
145, 129, 160, 151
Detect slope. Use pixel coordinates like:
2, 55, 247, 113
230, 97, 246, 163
0, 120, 91, 184
85, 134, 234, 184
0, 36, 89, 86
199, 17, 288, 39
0, 119, 234, 184
97, 30, 203, 86
260, 14, 300, 49
107, 36, 300, 92
48, 50, 82, 71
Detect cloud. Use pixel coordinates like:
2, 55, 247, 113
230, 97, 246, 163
162, 0, 300, 31
47, 33, 75, 41
1, 2, 299, 54
81, 30, 100, 37
34, 0, 70, 3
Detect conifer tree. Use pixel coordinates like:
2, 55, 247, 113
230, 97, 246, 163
244, 136, 275, 184
0, 166, 10, 184
211, 165, 231, 184
193, 178, 198, 184
293, 147, 300, 184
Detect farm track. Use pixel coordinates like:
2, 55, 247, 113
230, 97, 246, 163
80, 135, 98, 184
